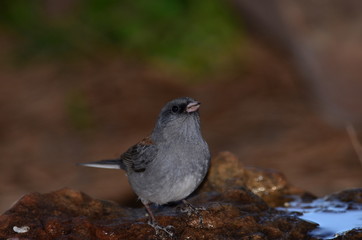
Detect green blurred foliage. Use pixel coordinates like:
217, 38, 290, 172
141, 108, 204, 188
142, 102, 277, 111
65, 90, 94, 132
0, 0, 244, 77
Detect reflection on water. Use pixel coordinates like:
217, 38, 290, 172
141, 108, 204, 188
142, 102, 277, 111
278, 196, 362, 239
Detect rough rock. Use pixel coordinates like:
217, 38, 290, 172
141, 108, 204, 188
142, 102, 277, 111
0, 187, 318, 240
0, 152, 360, 239
326, 188, 362, 204
200, 152, 316, 207
333, 229, 362, 240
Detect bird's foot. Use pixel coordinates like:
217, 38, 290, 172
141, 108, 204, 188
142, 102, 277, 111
147, 220, 174, 237
180, 200, 206, 226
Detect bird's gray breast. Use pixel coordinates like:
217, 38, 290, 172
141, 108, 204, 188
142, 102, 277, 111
128, 139, 209, 205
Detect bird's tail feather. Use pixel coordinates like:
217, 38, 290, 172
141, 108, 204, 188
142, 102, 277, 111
78, 159, 124, 170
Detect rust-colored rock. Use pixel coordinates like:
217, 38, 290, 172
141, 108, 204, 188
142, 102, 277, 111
0, 188, 317, 240
333, 229, 362, 240
201, 152, 316, 207
326, 188, 362, 204
0, 152, 360, 239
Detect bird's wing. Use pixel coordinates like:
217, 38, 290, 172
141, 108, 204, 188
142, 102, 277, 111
78, 137, 157, 172
120, 137, 158, 172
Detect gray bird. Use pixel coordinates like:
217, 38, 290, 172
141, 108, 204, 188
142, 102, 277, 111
79, 97, 210, 235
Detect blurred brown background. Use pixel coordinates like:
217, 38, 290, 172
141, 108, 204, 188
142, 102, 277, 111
0, 0, 361, 213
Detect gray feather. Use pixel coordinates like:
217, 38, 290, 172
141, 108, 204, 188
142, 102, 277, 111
78, 97, 210, 206
120, 137, 158, 172
78, 159, 124, 170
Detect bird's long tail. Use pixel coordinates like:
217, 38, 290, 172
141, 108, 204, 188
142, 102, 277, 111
78, 159, 125, 170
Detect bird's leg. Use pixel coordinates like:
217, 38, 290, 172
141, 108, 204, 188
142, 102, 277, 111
144, 202, 156, 224
180, 199, 206, 225
143, 202, 174, 237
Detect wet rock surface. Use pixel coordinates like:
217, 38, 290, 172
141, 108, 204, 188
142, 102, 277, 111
280, 188, 362, 240
0, 152, 360, 239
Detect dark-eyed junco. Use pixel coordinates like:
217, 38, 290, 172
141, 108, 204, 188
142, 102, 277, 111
79, 97, 210, 235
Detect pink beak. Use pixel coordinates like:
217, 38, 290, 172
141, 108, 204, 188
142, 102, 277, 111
186, 101, 200, 113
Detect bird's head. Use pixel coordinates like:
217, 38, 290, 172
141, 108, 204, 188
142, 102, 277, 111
152, 97, 202, 141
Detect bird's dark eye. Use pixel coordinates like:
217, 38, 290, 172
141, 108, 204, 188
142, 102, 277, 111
171, 106, 179, 113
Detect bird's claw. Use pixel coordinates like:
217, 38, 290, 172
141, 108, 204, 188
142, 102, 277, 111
180, 205, 206, 216
180, 201, 206, 226
147, 220, 174, 237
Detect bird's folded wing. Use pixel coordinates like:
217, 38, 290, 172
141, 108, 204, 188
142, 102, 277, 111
121, 137, 158, 172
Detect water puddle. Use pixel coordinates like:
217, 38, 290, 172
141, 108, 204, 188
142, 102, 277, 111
278, 196, 362, 239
